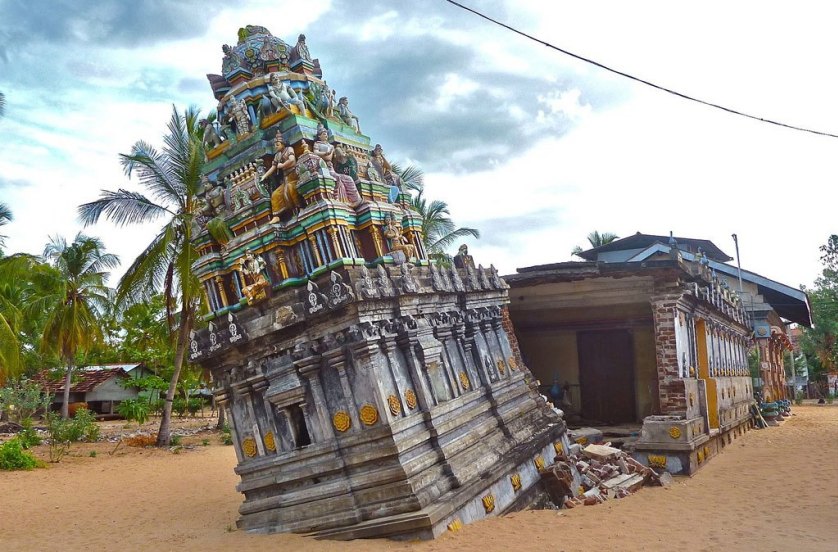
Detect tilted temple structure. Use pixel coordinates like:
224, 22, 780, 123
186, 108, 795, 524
187, 27, 567, 539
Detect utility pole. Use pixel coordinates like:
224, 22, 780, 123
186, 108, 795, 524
731, 233, 744, 293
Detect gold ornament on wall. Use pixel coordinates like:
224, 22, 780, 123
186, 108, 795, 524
242, 437, 258, 457
534, 455, 546, 471
359, 403, 379, 426
689, 393, 695, 407
553, 442, 564, 456
575, 436, 588, 446
648, 454, 667, 469
404, 389, 417, 410
459, 371, 470, 390
482, 493, 496, 513
496, 359, 506, 374
510, 473, 522, 492
333, 411, 351, 432
387, 394, 401, 416
264, 431, 276, 452
447, 518, 463, 532
508, 356, 517, 370
669, 426, 682, 439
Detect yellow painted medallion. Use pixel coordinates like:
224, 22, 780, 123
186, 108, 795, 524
496, 359, 506, 374
510, 473, 522, 492
333, 411, 351, 432
359, 403, 379, 426
669, 426, 682, 439
404, 389, 417, 410
459, 371, 470, 390
264, 431, 276, 452
387, 394, 401, 416
534, 455, 546, 471
648, 454, 667, 469
482, 493, 496, 513
242, 437, 258, 458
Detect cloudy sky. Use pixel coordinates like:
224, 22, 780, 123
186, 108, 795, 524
1, 0, 835, 290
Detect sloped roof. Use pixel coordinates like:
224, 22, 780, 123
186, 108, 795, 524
577, 232, 732, 262
32, 367, 128, 394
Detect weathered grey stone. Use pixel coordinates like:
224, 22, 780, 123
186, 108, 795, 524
191, 264, 565, 539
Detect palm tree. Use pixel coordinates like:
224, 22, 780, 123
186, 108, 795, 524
40, 233, 119, 418
394, 165, 480, 263
78, 105, 205, 446
0, 201, 11, 251
571, 231, 620, 258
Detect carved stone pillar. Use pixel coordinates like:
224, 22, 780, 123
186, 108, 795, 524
321, 346, 362, 432
328, 226, 343, 259
215, 275, 229, 307
308, 234, 323, 267
396, 330, 436, 411
381, 336, 411, 416
294, 355, 334, 443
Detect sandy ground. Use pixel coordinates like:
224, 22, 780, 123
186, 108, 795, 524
1, 406, 836, 552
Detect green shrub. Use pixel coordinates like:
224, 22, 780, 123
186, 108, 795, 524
0, 438, 39, 470
45, 409, 101, 463
794, 390, 804, 406
117, 399, 150, 426
0, 379, 51, 423
221, 423, 233, 446
65, 408, 99, 442
170, 434, 182, 446
172, 398, 187, 417
18, 418, 42, 449
89, 450, 97, 458
187, 398, 203, 416
202, 438, 210, 446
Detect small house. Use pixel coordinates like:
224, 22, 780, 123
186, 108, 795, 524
34, 365, 142, 415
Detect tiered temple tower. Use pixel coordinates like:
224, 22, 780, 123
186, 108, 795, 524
188, 26, 566, 539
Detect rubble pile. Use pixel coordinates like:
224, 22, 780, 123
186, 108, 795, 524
541, 443, 671, 508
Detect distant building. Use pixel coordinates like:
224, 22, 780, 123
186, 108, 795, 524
506, 232, 811, 474
33, 364, 148, 415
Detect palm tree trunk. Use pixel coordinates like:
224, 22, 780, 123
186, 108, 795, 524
156, 316, 191, 447
61, 363, 73, 419
215, 403, 226, 430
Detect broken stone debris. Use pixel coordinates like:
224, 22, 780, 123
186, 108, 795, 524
540, 442, 670, 508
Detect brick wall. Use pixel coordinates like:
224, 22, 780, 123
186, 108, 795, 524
651, 287, 687, 416
501, 305, 527, 375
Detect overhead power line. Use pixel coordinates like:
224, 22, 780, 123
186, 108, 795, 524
444, 0, 838, 139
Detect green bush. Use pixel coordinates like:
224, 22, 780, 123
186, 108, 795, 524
45, 409, 101, 463
65, 408, 99, 442
18, 418, 42, 449
187, 398, 203, 416
172, 398, 188, 417
220, 423, 233, 446
170, 434, 182, 446
795, 390, 804, 406
0, 379, 51, 423
0, 438, 39, 470
117, 399, 150, 426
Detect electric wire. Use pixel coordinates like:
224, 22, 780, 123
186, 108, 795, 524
444, 0, 838, 139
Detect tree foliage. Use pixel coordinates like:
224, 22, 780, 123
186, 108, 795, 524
78, 105, 205, 446
571, 231, 620, 258
800, 235, 838, 382
394, 164, 480, 264
40, 233, 119, 418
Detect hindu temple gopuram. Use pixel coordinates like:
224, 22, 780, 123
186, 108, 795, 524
187, 26, 567, 539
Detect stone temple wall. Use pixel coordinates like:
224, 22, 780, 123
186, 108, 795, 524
190, 262, 566, 539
